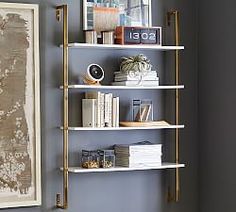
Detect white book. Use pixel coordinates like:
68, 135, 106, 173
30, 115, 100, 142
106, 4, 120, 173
116, 152, 162, 158
128, 162, 162, 168
85, 91, 101, 127
112, 80, 159, 86
104, 94, 110, 127
115, 161, 162, 168
115, 143, 162, 150
82, 99, 97, 127
130, 145, 162, 151
130, 151, 162, 156
115, 76, 159, 82
116, 156, 162, 164
100, 93, 105, 127
114, 71, 158, 77
115, 152, 163, 158
111, 97, 120, 127
114, 71, 158, 81
104, 93, 113, 127
112, 97, 117, 127
108, 93, 113, 127
116, 97, 119, 127
115, 143, 162, 155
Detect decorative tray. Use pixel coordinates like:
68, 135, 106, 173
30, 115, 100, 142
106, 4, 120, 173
119, 121, 170, 127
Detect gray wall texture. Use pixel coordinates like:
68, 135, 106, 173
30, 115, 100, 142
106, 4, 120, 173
0, 0, 199, 212
199, 0, 236, 212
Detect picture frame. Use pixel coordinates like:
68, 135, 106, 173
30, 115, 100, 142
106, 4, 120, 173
83, 0, 152, 34
0, 3, 41, 208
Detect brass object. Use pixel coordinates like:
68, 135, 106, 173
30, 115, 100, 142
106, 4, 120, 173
167, 10, 180, 202
55, 5, 69, 209
83, 76, 101, 85
101, 31, 114, 44
85, 30, 97, 44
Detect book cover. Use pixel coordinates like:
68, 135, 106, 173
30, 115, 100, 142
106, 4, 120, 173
108, 93, 113, 127
114, 70, 158, 77
116, 97, 119, 127
115, 155, 162, 164
114, 142, 162, 155
100, 93, 105, 127
112, 97, 117, 127
104, 94, 110, 127
104, 93, 113, 127
115, 76, 159, 82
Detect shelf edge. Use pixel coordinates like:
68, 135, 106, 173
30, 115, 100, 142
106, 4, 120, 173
60, 163, 185, 173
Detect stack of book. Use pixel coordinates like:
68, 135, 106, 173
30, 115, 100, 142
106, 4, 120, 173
112, 71, 159, 86
114, 141, 162, 168
82, 91, 119, 128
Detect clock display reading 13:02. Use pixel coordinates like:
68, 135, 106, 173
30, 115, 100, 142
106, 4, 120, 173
115, 26, 162, 45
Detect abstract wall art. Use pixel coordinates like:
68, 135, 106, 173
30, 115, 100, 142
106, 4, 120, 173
0, 3, 41, 208
83, 0, 152, 33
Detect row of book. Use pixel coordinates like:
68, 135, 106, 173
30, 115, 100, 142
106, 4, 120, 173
114, 141, 162, 168
82, 91, 119, 128
112, 70, 160, 86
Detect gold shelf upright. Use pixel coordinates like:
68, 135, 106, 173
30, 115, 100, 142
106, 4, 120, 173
55, 5, 69, 209
167, 10, 181, 202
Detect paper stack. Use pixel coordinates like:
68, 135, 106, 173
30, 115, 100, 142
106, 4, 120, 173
114, 141, 162, 168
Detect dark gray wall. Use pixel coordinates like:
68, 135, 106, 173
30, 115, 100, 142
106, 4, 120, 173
199, 1, 236, 212
1, 0, 198, 212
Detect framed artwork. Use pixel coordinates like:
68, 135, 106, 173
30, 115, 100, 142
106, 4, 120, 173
0, 3, 41, 208
83, 0, 152, 33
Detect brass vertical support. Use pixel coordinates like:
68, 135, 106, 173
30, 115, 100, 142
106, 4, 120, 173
167, 10, 180, 202
56, 5, 69, 209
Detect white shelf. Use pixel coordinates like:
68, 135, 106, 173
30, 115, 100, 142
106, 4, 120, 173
61, 125, 184, 131
62, 43, 184, 51
61, 163, 185, 173
60, 84, 184, 90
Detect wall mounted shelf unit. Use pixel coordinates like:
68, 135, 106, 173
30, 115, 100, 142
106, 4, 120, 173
61, 43, 184, 50
60, 84, 184, 90
60, 125, 184, 131
55, 5, 184, 209
60, 163, 185, 174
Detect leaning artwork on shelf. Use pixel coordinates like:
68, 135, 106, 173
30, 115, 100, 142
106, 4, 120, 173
83, 0, 152, 33
0, 3, 41, 208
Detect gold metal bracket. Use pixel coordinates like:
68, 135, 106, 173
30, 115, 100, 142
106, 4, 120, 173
56, 9, 61, 21
55, 4, 69, 210
167, 11, 175, 26
167, 186, 175, 202
166, 10, 181, 203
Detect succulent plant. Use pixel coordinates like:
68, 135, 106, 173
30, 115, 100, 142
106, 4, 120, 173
120, 54, 152, 78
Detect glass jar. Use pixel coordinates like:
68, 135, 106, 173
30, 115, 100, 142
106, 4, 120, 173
81, 150, 100, 169
132, 99, 153, 122
98, 150, 115, 168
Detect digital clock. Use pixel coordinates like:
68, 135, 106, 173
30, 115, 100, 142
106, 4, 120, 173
115, 26, 162, 45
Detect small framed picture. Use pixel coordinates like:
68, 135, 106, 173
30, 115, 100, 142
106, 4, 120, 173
83, 0, 152, 34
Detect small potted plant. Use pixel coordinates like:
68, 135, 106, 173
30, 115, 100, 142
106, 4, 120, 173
120, 54, 152, 80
